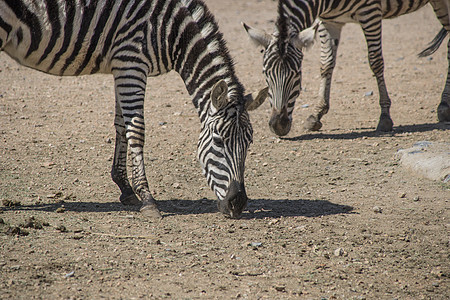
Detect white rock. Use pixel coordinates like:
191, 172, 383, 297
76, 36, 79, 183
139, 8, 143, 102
396, 141, 450, 182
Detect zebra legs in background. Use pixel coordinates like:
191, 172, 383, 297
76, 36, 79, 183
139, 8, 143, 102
439, 38, 450, 121
307, 14, 394, 132
359, 12, 394, 132
305, 21, 343, 131
111, 70, 161, 218
430, 0, 450, 122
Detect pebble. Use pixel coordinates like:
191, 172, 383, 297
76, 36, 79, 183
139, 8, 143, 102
250, 242, 262, 248
413, 196, 420, 202
105, 137, 112, 144
56, 225, 68, 232
56, 207, 66, 213
334, 248, 344, 257
372, 206, 382, 213
274, 286, 286, 292
268, 219, 279, 225
364, 91, 373, 97
398, 192, 406, 198
65, 271, 75, 278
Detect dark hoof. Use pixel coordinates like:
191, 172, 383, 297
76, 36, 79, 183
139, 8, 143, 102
140, 202, 162, 219
376, 115, 393, 132
304, 115, 322, 131
119, 190, 141, 206
437, 102, 450, 122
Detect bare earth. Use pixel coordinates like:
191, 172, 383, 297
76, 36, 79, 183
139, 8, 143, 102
0, 1, 449, 299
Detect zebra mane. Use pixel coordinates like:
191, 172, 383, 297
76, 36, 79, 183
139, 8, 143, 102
276, 0, 291, 56
182, 0, 245, 105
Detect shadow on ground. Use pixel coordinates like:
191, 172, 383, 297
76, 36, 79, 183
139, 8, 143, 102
2, 198, 354, 219
284, 122, 449, 141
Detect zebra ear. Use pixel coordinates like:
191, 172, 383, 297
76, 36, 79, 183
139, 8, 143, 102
242, 22, 271, 49
245, 87, 269, 111
292, 20, 320, 50
211, 80, 229, 110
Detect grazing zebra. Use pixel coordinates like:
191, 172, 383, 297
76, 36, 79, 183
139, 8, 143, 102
243, 0, 450, 136
0, 0, 268, 218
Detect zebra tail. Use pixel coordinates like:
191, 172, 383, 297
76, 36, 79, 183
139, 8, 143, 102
418, 27, 448, 57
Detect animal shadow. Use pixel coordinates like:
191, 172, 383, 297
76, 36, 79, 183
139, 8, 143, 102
2, 197, 353, 219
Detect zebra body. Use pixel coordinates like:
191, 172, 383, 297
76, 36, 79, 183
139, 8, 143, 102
1, 0, 267, 218
243, 0, 450, 136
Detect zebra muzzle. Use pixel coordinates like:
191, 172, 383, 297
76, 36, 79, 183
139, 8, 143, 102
218, 180, 247, 219
269, 106, 292, 136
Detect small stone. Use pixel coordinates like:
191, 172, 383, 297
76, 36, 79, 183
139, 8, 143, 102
372, 206, 382, 213
65, 271, 75, 278
268, 219, 279, 225
56, 225, 68, 232
413, 196, 420, 202
364, 91, 373, 97
47, 192, 63, 199
398, 192, 406, 198
172, 183, 181, 189
105, 137, 112, 144
274, 286, 286, 292
334, 248, 344, 257
249, 242, 262, 248
55, 207, 66, 213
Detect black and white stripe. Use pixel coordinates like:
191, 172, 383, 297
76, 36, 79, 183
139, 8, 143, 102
244, 0, 450, 136
0, 0, 267, 218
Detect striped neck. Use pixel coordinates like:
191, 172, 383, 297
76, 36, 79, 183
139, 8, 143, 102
277, 0, 321, 34
173, 0, 245, 123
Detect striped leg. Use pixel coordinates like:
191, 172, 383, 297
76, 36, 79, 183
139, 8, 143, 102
439, 38, 450, 122
111, 98, 141, 206
113, 70, 161, 218
305, 21, 343, 131
430, 0, 450, 122
360, 13, 394, 131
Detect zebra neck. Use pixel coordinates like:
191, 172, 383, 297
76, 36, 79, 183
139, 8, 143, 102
278, 0, 322, 33
173, 0, 244, 123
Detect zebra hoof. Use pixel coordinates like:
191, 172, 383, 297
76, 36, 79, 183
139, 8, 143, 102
437, 102, 450, 122
140, 202, 162, 219
119, 190, 141, 206
376, 115, 393, 132
304, 115, 322, 131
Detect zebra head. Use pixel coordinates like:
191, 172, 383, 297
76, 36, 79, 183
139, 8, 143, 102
243, 22, 318, 136
198, 80, 267, 218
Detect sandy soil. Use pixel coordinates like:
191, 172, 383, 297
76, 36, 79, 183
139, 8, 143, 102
0, 0, 449, 299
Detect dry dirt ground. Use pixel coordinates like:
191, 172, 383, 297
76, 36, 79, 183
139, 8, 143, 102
0, 1, 449, 299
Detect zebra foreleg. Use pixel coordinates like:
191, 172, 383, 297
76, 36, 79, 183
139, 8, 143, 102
113, 72, 161, 218
111, 100, 141, 206
437, 38, 450, 122
360, 16, 393, 132
305, 22, 343, 131
431, 0, 450, 122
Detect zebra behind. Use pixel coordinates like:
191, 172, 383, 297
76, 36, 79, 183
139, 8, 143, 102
243, 0, 450, 136
0, 0, 268, 218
